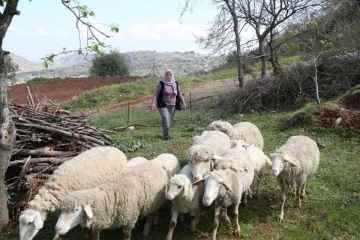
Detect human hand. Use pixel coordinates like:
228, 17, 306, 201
151, 104, 156, 110
182, 103, 186, 110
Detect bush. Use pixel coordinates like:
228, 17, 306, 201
90, 50, 129, 76
225, 56, 360, 113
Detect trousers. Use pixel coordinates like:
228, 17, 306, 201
158, 105, 176, 136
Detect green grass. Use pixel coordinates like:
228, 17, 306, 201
3, 73, 359, 240
2, 99, 357, 240
247, 55, 305, 73
62, 69, 238, 111
27, 77, 61, 84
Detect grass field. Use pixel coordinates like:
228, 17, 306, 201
2, 76, 359, 240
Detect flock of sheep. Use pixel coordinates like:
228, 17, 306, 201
18, 120, 320, 240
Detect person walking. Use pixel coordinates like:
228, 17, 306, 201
151, 69, 186, 140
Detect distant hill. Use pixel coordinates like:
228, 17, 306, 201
9, 52, 44, 72
11, 51, 225, 83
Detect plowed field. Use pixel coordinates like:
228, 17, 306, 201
8, 76, 140, 105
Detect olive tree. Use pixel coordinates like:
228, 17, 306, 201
182, 0, 246, 87
90, 50, 129, 76
237, 0, 325, 78
0, 0, 118, 229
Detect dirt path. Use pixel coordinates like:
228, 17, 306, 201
87, 77, 239, 116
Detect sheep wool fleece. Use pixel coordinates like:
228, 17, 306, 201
60, 162, 169, 230
28, 146, 127, 213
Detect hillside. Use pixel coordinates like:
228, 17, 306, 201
9, 52, 43, 72
11, 51, 225, 83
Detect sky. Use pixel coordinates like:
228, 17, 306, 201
3, 0, 221, 62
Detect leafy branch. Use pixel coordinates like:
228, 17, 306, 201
41, 0, 119, 68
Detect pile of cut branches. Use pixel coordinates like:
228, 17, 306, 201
6, 102, 114, 192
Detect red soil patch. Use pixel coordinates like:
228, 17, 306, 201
8, 76, 141, 105
315, 102, 360, 131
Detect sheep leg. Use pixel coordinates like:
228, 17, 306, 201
242, 192, 248, 206
52, 233, 60, 240
219, 207, 231, 225
212, 202, 221, 240
91, 229, 100, 240
190, 208, 201, 231
301, 183, 306, 199
190, 213, 196, 232
166, 206, 179, 240
195, 208, 201, 225
143, 212, 157, 236
279, 190, 286, 221
122, 225, 132, 240
296, 186, 302, 208
256, 171, 264, 198
233, 202, 241, 237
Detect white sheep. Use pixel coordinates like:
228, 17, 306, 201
54, 161, 174, 240
123, 156, 148, 169
208, 120, 264, 150
165, 164, 204, 240
18, 146, 127, 240
232, 139, 272, 197
187, 130, 231, 181
270, 135, 320, 220
194, 147, 255, 240
151, 153, 181, 179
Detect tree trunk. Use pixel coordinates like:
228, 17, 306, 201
226, 0, 244, 88
0, 0, 20, 229
234, 19, 244, 88
259, 37, 267, 78
0, 51, 16, 230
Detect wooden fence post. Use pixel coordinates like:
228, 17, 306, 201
127, 101, 130, 125
190, 91, 192, 119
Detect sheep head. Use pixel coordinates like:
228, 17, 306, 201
187, 145, 221, 181
196, 170, 232, 207
166, 174, 191, 200
270, 152, 298, 176
55, 204, 93, 235
19, 209, 45, 240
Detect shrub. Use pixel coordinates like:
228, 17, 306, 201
225, 56, 360, 113
90, 50, 129, 76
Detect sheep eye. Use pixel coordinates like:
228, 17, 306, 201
204, 159, 209, 163
178, 186, 182, 189
28, 222, 32, 226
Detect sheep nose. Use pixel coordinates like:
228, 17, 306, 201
56, 227, 62, 232
166, 194, 173, 200
203, 196, 211, 206
193, 176, 200, 181
271, 169, 278, 176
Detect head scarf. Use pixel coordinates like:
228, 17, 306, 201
162, 69, 177, 95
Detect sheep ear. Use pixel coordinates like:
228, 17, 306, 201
183, 183, 190, 196
193, 179, 205, 187
83, 205, 93, 220
221, 181, 232, 192
283, 154, 299, 167
269, 153, 275, 160
33, 212, 44, 229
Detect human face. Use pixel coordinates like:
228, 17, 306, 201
165, 72, 172, 80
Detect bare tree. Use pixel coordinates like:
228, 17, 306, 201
0, 0, 118, 229
237, 0, 324, 78
182, 0, 246, 87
